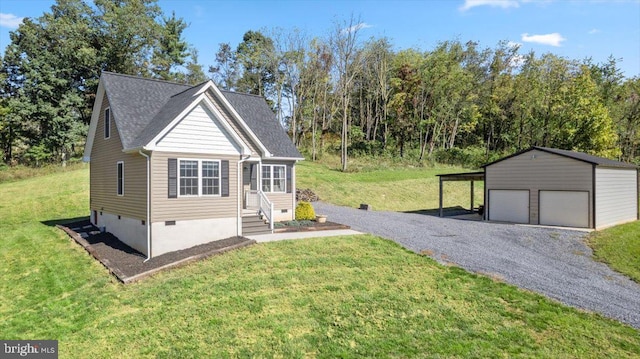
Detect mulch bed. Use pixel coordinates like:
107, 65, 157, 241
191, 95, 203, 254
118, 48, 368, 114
57, 219, 255, 284
274, 221, 350, 233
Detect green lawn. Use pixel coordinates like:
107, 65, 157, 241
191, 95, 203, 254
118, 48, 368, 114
1, 166, 639, 357
589, 221, 640, 283
297, 156, 484, 212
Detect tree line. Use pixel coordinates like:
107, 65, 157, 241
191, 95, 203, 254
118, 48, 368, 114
210, 17, 639, 169
0, 0, 206, 166
2, 1, 639, 170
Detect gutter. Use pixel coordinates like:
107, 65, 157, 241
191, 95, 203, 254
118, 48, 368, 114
139, 149, 152, 262
268, 156, 305, 161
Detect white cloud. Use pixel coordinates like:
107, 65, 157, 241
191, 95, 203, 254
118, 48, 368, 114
588, 28, 600, 34
0, 13, 24, 29
459, 0, 520, 11
341, 22, 373, 34
521, 32, 565, 47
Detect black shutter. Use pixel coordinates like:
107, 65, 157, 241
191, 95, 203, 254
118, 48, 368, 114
286, 164, 293, 193
221, 160, 229, 197
250, 163, 257, 190
168, 158, 177, 198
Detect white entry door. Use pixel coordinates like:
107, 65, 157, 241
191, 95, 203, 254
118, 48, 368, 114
488, 190, 530, 224
539, 191, 589, 228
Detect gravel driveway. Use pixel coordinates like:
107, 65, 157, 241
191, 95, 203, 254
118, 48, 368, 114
314, 202, 640, 329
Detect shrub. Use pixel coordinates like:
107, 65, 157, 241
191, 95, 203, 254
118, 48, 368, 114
295, 201, 316, 221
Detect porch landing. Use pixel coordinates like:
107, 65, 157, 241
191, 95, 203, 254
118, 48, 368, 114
242, 209, 260, 216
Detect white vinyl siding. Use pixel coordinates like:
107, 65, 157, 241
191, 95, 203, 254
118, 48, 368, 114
155, 103, 241, 155
539, 191, 589, 228
595, 168, 638, 228
488, 190, 529, 223
262, 164, 286, 193
206, 93, 261, 156
178, 159, 221, 197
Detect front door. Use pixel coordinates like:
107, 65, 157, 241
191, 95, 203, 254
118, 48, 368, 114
242, 162, 259, 209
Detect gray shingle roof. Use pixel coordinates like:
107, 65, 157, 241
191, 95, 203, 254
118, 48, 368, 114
102, 72, 191, 150
100, 72, 302, 159
130, 83, 207, 148
483, 146, 637, 168
221, 91, 302, 158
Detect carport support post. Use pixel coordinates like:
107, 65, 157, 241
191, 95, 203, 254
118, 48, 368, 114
439, 176, 443, 217
470, 180, 474, 212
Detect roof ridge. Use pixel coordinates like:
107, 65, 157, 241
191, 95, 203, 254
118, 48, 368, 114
169, 82, 208, 98
101, 71, 192, 88
220, 89, 266, 99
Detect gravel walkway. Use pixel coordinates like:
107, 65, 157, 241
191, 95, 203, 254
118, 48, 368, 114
314, 202, 640, 329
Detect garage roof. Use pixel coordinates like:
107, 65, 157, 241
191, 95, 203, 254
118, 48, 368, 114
483, 146, 638, 169
436, 171, 485, 181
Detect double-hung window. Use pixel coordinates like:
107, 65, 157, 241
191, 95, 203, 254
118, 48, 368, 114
179, 160, 198, 196
117, 161, 124, 196
261, 164, 286, 193
179, 159, 220, 196
201, 161, 220, 195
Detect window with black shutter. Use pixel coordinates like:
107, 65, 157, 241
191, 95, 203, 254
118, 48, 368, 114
221, 160, 229, 197
286, 164, 293, 193
168, 158, 177, 198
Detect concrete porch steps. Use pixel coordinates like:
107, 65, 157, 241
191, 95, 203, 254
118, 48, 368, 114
242, 215, 272, 235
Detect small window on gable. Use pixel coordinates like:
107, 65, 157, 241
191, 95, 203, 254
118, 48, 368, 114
104, 108, 111, 139
117, 161, 124, 196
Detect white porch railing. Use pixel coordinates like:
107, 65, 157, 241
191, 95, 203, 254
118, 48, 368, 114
257, 190, 274, 231
247, 189, 274, 231
246, 190, 260, 209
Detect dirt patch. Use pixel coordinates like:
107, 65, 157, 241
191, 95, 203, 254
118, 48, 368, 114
58, 219, 255, 284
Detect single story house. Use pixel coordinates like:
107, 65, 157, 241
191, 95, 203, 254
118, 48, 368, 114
483, 146, 638, 229
83, 72, 303, 258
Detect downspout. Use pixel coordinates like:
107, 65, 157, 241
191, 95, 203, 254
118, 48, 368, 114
237, 155, 251, 236
139, 149, 151, 262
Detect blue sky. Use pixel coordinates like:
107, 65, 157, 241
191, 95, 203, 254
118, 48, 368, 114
1, 0, 639, 78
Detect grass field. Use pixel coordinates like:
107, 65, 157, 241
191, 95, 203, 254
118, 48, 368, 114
1, 165, 639, 357
0, 161, 86, 184
589, 221, 640, 283
297, 156, 484, 212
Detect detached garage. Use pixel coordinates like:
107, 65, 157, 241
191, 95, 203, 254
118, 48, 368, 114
483, 147, 638, 229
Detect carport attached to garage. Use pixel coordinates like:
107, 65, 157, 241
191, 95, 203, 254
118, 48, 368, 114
436, 171, 484, 217
483, 147, 638, 229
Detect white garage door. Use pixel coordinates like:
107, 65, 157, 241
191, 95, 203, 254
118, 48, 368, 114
489, 190, 530, 223
539, 191, 589, 228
